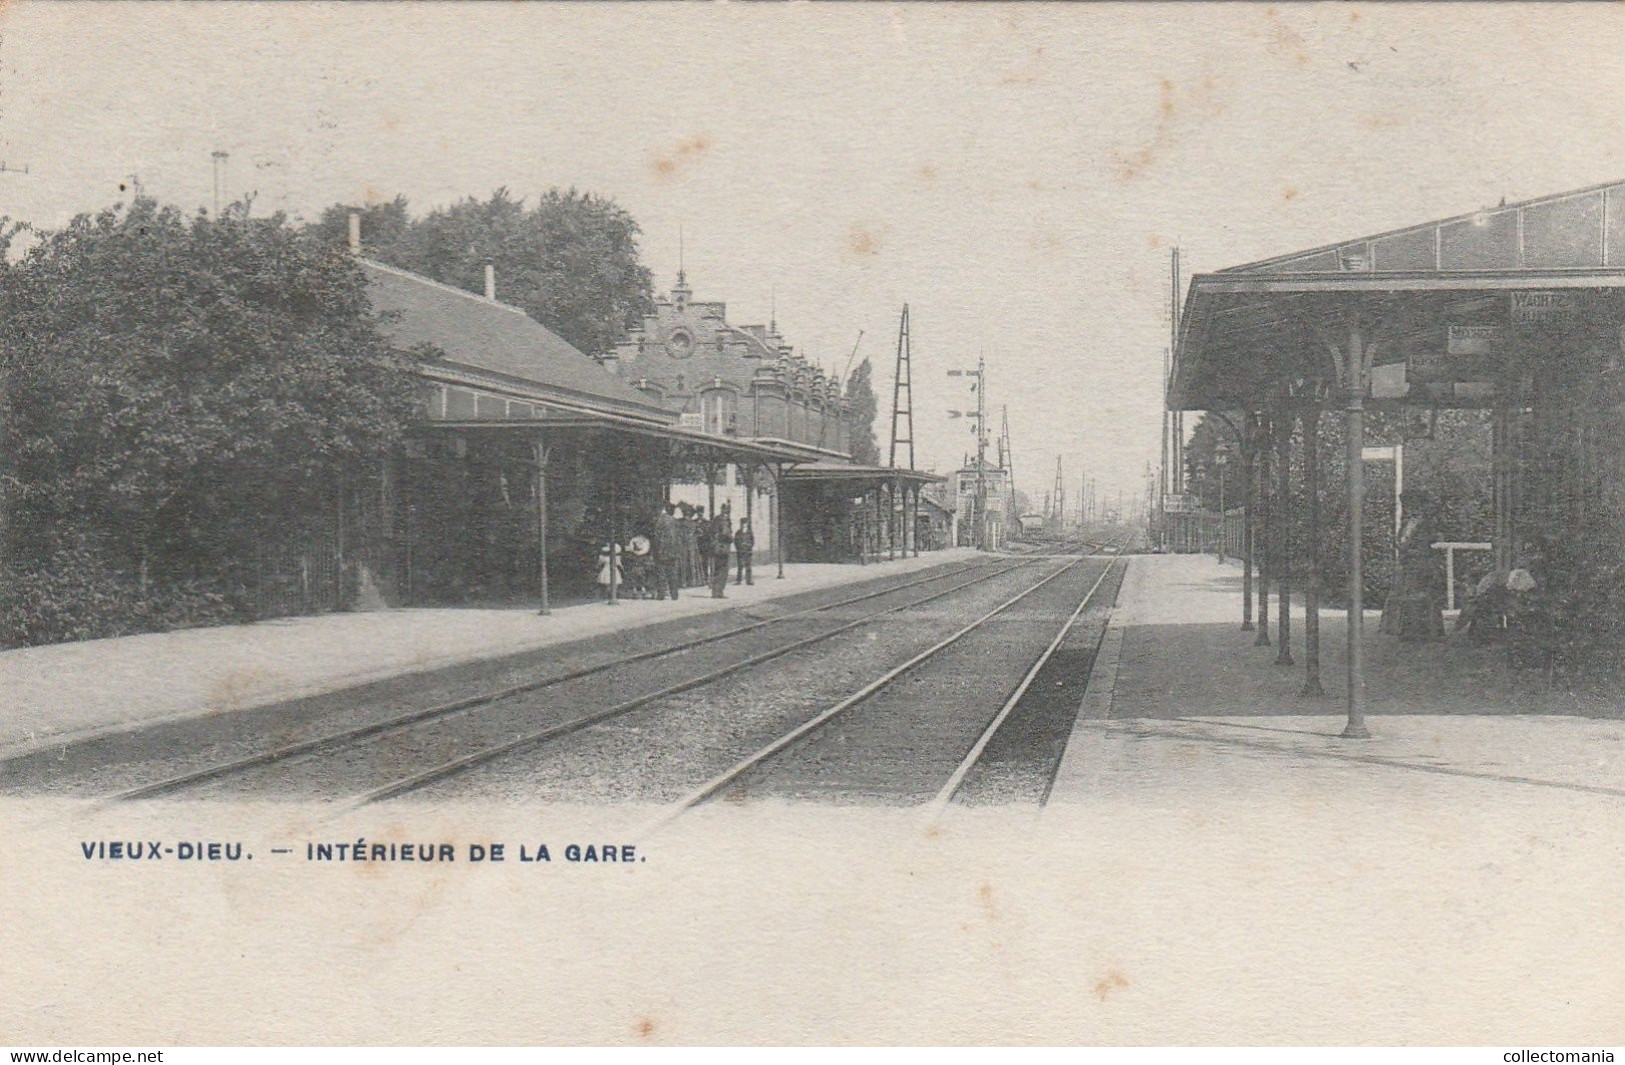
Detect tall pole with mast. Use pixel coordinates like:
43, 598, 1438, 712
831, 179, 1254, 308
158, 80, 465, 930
888, 305, 915, 558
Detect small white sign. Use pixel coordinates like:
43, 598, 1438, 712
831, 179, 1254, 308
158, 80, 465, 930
1447, 324, 1502, 355
1511, 290, 1576, 323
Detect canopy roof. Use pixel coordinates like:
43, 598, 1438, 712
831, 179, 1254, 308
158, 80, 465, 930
1170, 180, 1625, 411
782, 462, 944, 487
417, 412, 813, 466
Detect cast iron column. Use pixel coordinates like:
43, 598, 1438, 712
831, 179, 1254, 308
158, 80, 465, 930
1241, 417, 1254, 631
1254, 412, 1272, 647
1275, 403, 1294, 666
1300, 404, 1324, 696
534, 436, 550, 616
1343, 328, 1369, 738
912, 485, 921, 556
888, 478, 897, 561
775, 464, 786, 579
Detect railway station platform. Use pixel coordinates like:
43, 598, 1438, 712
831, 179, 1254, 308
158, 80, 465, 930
0, 548, 980, 760
1050, 554, 1625, 802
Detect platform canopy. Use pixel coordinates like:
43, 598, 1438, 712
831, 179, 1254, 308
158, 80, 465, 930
1170, 179, 1625, 412
781, 462, 944, 489
1168, 179, 1625, 741
417, 411, 814, 468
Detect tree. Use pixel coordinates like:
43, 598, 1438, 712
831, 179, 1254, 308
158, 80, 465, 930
844, 357, 880, 465
0, 197, 420, 645
308, 188, 653, 357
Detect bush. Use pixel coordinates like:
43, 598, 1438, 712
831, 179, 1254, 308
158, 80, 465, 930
0, 543, 247, 648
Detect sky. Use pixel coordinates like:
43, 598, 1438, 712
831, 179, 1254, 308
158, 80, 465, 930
2, 2, 1624, 507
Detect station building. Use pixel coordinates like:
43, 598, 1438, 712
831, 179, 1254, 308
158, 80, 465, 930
605, 269, 940, 566
355, 257, 805, 608
330, 228, 940, 612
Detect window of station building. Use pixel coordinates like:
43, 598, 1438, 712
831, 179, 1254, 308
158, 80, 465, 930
702, 388, 737, 436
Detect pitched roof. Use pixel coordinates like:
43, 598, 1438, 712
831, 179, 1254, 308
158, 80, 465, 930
360, 259, 676, 423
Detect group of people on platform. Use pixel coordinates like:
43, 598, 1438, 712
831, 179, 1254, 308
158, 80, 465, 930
597, 502, 756, 602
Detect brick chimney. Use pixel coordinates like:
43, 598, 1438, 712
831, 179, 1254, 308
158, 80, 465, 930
347, 211, 361, 255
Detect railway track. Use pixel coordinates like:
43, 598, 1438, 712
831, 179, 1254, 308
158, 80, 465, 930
11, 537, 1124, 813
638, 545, 1124, 830
66, 554, 1038, 805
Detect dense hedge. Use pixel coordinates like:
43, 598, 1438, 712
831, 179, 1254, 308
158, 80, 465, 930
0, 198, 420, 647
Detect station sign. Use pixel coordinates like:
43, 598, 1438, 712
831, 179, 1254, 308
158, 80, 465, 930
1510, 291, 1576, 324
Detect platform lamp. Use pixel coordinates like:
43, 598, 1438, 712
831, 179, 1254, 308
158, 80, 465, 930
1214, 440, 1232, 563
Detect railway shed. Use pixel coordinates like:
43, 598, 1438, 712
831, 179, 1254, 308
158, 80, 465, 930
1170, 179, 1625, 735
780, 462, 943, 563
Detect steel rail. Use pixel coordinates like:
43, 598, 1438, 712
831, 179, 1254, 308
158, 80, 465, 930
638, 555, 1090, 834
925, 557, 1119, 817
333, 556, 1050, 809
101, 556, 1014, 804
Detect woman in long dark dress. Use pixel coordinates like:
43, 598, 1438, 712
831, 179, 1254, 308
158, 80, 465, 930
1380, 491, 1446, 641
676, 504, 697, 588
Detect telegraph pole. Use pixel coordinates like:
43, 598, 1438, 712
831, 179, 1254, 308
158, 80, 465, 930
1051, 457, 1065, 535
975, 354, 987, 549
947, 357, 987, 549
1000, 406, 1014, 523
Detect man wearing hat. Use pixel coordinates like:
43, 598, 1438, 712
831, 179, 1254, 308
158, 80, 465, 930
652, 502, 681, 600
734, 516, 755, 586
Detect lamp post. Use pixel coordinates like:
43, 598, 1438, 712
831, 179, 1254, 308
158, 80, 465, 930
1214, 440, 1231, 563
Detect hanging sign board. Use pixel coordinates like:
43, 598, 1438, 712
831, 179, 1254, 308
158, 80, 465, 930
1447, 324, 1503, 355
1510, 291, 1576, 324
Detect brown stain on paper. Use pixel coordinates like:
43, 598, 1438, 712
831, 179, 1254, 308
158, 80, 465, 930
1259, 7, 1311, 67
978, 882, 997, 920
845, 222, 884, 261
1094, 970, 1130, 1001
1000, 44, 1046, 86
651, 133, 713, 180
1111, 76, 1226, 183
